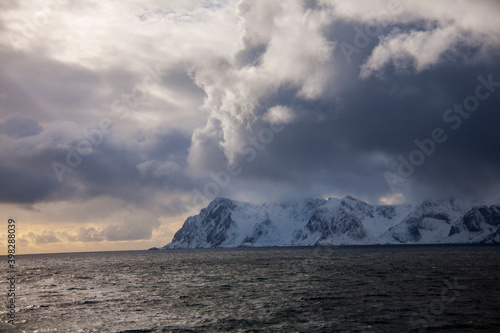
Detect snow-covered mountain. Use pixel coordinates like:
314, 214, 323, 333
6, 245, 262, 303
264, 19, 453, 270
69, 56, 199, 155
160, 196, 500, 249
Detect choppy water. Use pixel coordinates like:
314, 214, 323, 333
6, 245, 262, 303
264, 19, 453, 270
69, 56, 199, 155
1, 245, 499, 332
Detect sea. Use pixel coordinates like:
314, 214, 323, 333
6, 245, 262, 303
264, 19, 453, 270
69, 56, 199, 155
1, 245, 499, 332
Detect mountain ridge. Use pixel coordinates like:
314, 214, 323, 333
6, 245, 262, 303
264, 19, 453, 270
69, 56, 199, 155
157, 196, 500, 249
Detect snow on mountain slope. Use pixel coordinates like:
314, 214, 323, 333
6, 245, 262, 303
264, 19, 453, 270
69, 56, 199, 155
161, 196, 500, 249
294, 196, 370, 245
165, 197, 327, 249
380, 198, 472, 244
447, 204, 500, 243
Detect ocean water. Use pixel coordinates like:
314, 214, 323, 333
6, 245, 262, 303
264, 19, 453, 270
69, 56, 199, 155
1, 245, 499, 332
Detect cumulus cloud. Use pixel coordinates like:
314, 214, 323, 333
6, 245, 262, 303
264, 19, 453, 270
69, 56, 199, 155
65, 226, 104, 242
188, 0, 333, 166
263, 105, 295, 125
23, 209, 161, 244
102, 216, 160, 242
183, 0, 500, 205
359, 23, 490, 78
24, 231, 62, 244
353, 0, 500, 78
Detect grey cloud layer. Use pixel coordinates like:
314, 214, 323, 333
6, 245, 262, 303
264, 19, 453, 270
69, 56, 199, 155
1, 0, 500, 234
185, 0, 500, 203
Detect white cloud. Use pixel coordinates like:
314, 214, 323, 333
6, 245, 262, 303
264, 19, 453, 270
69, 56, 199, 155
351, 0, 500, 77
263, 105, 295, 125
359, 25, 462, 78
188, 0, 334, 166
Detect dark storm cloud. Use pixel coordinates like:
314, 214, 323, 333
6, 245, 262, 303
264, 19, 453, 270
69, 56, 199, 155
0, 114, 42, 138
0, 5, 205, 211
186, 0, 500, 204
0, 167, 60, 203
0, 118, 195, 208
1, 0, 500, 217
72, 126, 195, 200
234, 61, 500, 203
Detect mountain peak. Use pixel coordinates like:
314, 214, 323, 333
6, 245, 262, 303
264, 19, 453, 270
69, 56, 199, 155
160, 196, 500, 249
206, 197, 236, 210
340, 195, 368, 206
210, 197, 234, 205
341, 194, 358, 201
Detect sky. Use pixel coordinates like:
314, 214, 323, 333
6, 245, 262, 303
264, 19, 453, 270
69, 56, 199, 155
1, 0, 499, 254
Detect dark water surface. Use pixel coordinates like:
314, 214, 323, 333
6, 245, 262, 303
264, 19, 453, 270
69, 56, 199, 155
1, 246, 499, 332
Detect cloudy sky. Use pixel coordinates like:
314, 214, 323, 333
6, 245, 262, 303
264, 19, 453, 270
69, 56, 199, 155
1, 0, 499, 254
